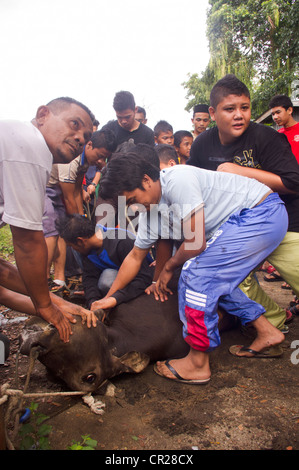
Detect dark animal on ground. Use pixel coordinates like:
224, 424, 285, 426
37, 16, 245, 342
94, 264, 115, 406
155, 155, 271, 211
19, 293, 236, 392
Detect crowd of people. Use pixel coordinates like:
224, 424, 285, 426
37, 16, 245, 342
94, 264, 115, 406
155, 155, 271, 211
0, 74, 298, 384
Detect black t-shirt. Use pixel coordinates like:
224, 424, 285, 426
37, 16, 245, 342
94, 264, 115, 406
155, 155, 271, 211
187, 122, 299, 232
102, 120, 155, 147
82, 230, 154, 308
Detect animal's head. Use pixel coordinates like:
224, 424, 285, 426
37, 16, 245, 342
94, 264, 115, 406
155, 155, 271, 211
19, 314, 149, 392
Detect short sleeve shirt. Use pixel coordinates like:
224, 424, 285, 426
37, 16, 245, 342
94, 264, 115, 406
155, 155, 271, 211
135, 165, 270, 249
0, 120, 52, 230
48, 156, 81, 186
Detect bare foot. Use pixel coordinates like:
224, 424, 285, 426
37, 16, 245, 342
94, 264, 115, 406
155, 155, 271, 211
155, 349, 211, 382
235, 316, 284, 357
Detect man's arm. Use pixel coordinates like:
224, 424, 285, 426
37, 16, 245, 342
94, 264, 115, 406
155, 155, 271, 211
90, 246, 149, 310
217, 163, 296, 194
81, 256, 102, 309
10, 226, 75, 341
59, 181, 82, 214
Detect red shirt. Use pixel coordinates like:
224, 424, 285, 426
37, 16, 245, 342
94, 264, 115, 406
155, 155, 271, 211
278, 122, 299, 163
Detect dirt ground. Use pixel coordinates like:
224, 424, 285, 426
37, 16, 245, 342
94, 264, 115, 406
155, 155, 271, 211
1, 272, 298, 452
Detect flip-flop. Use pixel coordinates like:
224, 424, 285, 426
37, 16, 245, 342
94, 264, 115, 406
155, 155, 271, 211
153, 360, 210, 385
289, 305, 299, 316
263, 272, 283, 282
229, 344, 283, 358
281, 282, 291, 290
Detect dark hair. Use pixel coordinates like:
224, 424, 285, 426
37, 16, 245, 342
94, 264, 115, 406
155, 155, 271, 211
154, 120, 173, 137
210, 75, 250, 109
173, 130, 193, 148
135, 144, 160, 168
113, 91, 135, 112
110, 141, 159, 168
155, 144, 179, 165
55, 214, 95, 244
46, 97, 95, 122
99, 152, 160, 200
93, 119, 100, 127
269, 94, 294, 112
136, 106, 146, 117
193, 104, 209, 115
90, 129, 117, 153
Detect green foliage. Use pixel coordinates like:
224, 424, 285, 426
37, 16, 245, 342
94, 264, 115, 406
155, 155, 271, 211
0, 225, 14, 259
183, 0, 299, 118
68, 434, 98, 450
18, 402, 52, 450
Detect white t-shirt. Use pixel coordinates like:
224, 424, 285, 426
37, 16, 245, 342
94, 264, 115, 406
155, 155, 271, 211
0, 120, 53, 230
135, 165, 270, 249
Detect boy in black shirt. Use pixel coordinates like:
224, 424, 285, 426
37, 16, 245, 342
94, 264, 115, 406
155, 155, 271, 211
187, 74, 299, 329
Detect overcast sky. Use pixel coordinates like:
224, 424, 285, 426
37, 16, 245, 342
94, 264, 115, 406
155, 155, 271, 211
0, 0, 210, 132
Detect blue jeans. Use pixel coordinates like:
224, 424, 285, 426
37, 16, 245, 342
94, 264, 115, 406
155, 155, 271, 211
97, 269, 118, 296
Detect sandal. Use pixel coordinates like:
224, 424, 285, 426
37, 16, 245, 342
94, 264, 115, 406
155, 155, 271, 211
263, 271, 283, 282
281, 282, 291, 290
289, 305, 299, 316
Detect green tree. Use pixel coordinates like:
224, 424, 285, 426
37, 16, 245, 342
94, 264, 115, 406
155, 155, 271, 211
183, 0, 299, 118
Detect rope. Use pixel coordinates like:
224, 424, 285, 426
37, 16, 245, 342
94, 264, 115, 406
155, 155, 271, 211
0, 345, 106, 449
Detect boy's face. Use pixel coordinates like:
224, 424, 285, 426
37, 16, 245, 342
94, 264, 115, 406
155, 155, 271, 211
271, 106, 293, 128
192, 113, 210, 135
209, 94, 251, 145
176, 136, 193, 159
116, 108, 136, 131
85, 143, 111, 169
155, 131, 174, 145
122, 175, 162, 212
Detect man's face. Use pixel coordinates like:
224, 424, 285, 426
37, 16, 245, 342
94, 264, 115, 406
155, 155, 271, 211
176, 136, 193, 159
135, 112, 147, 124
116, 108, 136, 131
122, 176, 162, 212
36, 104, 93, 164
85, 144, 111, 169
209, 94, 251, 145
192, 113, 210, 135
155, 131, 174, 145
271, 106, 293, 127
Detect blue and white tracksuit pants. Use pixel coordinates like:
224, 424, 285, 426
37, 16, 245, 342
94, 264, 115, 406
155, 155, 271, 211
178, 193, 288, 352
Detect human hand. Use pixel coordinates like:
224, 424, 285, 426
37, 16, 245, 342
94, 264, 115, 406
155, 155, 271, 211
217, 162, 240, 174
87, 184, 96, 196
50, 295, 98, 328
90, 297, 117, 311
145, 283, 156, 295
83, 190, 91, 203
148, 265, 174, 302
38, 302, 74, 343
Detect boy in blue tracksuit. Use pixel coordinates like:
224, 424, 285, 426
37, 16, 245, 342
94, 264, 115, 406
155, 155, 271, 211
96, 153, 287, 384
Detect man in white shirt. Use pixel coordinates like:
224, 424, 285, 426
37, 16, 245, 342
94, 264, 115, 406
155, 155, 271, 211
0, 97, 97, 346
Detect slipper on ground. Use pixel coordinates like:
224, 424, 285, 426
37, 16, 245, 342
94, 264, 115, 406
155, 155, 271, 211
229, 344, 283, 358
281, 283, 291, 290
289, 305, 299, 316
263, 272, 283, 282
153, 360, 210, 385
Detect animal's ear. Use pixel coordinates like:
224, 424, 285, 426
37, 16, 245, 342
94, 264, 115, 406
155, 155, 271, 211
111, 351, 150, 376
